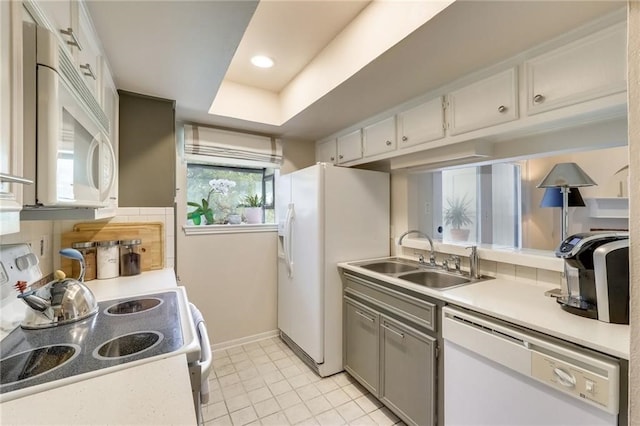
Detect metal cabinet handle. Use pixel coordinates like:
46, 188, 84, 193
382, 323, 405, 339
60, 27, 83, 51
80, 64, 96, 80
355, 310, 375, 323
385, 140, 392, 146
330, 156, 335, 162
402, 136, 408, 142
533, 94, 545, 103
497, 105, 507, 113
339, 154, 344, 160
0, 173, 33, 185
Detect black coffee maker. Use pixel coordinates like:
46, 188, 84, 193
555, 232, 630, 324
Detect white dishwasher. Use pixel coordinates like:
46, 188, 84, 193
442, 306, 624, 426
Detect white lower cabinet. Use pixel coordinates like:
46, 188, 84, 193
397, 96, 444, 148
447, 67, 518, 136
343, 272, 439, 426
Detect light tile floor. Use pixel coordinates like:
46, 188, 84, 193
203, 336, 406, 426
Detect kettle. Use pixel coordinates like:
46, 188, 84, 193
16, 248, 98, 329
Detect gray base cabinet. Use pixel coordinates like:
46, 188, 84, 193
344, 298, 379, 394
343, 272, 441, 426
380, 315, 436, 426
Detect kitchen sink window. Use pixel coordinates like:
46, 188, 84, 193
182, 124, 282, 227
414, 163, 522, 248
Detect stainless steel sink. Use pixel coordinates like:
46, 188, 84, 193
351, 257, 492, 290
397, 270, 471, 290
359, 261, 420, 274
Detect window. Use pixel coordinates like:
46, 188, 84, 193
414, 163, 522, 248
186, 163, 275, 225
182, 124, 282, 227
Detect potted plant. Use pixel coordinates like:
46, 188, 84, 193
444, 194, 474, 241
187, 179, 236, 225
243, 194, 263, 224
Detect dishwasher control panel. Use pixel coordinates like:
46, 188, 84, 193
531, 351, 613, 411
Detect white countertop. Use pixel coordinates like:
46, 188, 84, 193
338, 259, 630, 360
0, 269, 198, 426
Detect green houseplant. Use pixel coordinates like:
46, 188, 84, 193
243, 194, 263, 224
444, 194, 473, 241
187, 199, 213, 226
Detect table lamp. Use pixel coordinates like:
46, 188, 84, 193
537, 162, 596, 240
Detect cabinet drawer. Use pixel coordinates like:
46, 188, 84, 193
344, 273, 436, 332
525, 23, 626, 115
447, 67, 518, 135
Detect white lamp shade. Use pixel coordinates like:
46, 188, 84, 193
537, 162, 597, 188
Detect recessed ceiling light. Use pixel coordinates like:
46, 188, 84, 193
251, 55, 274, 69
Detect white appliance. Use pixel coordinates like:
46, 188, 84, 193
442, 306, 624, 426
276, 163, 390, 377
22, 22, 115, 208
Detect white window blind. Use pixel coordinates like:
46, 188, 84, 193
184, 124, 283, 168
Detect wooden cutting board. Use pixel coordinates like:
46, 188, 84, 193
61, 222, 164, 278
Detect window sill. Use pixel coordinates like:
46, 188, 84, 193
183, 223, 278, 236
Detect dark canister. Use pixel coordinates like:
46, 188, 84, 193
119, 239, 142, 276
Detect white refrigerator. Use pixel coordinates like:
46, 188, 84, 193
276, 163, 390, 377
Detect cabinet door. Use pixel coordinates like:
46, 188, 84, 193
380, 316, 436, 426
316, 139, 337, 164
36, 0, 78, 59
363, 116, 395, 157
525, 23, 626, 115
344, 297, 379, 395
447, 68, 518, 136
336, 129, 362, 164
397, 97, 444, 148
0, 0, 24, 235
76, 3, 101, 99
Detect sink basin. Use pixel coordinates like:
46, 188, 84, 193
398, 270, 471, 289
359, 261, 420, 274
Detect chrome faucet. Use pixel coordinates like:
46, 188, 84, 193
443, 255, 461, 273
467, 246, 480, 279
398, 230, 436, 266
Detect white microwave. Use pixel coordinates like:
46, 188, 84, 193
22, 23, 115, 209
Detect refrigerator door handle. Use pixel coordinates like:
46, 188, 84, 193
284, 203, 295, 277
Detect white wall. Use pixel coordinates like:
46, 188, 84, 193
523, 146, 629, 250
176, 138, 315, 346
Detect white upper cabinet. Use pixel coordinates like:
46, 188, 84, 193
397, 97, 444, 149
0, 0, 26, 235
337, 129, 363, 164
447, 67, 518, 136
316, 139, 337, 164
76, 3, 102, 100
101, 62, 118, 213
363, 116, 396, 157
525, 23, 626, 115
36, 0, 77, 58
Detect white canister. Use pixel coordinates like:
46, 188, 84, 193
96, 240, 119, 279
